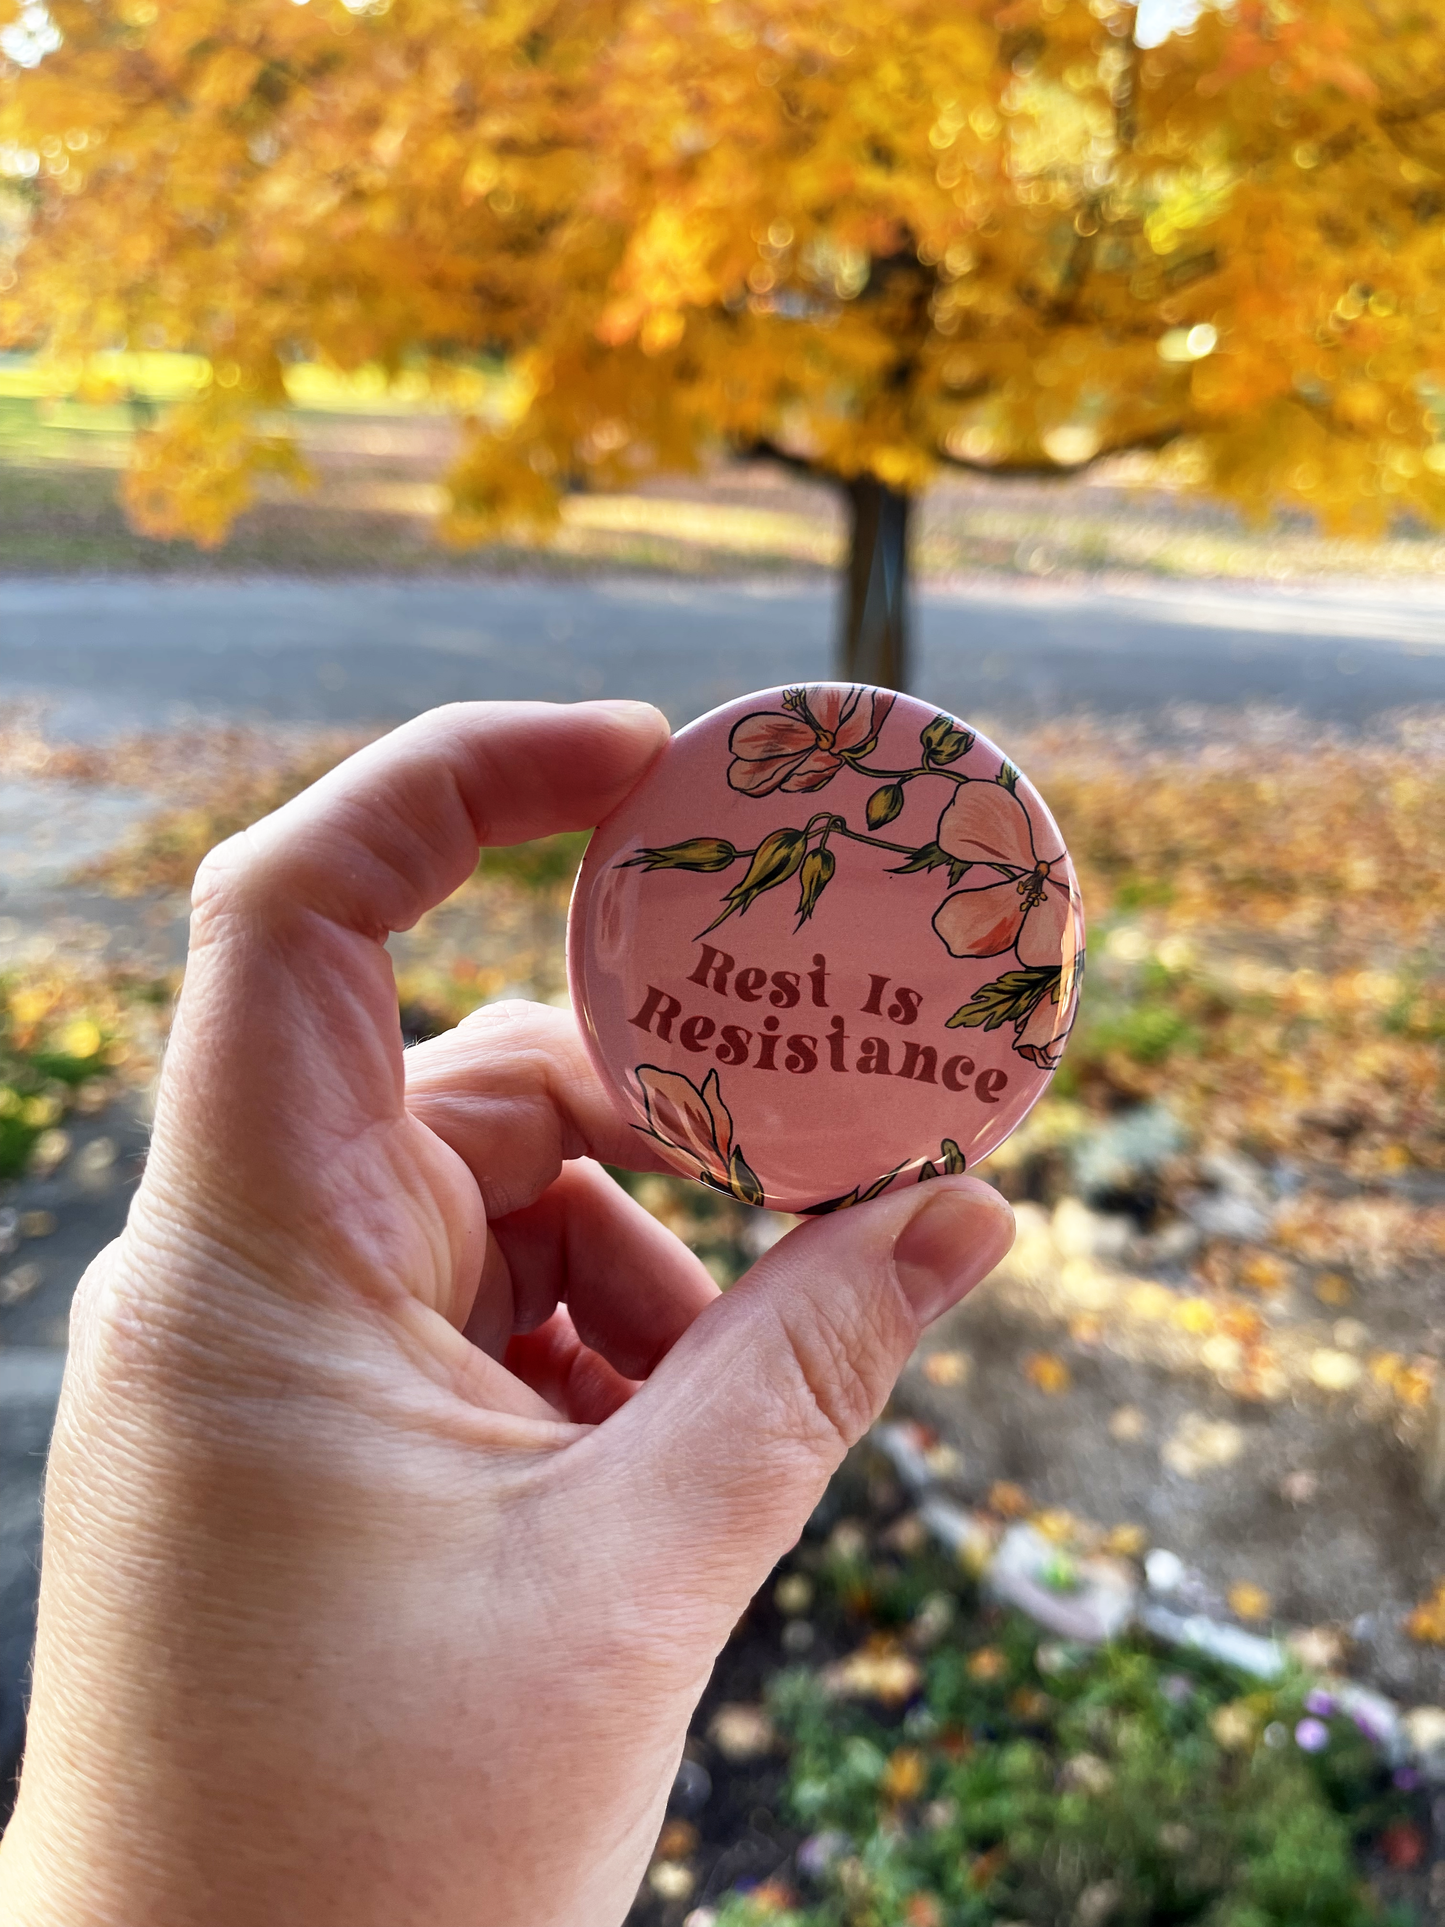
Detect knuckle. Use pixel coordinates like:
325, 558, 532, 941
774, 1291, 899, 1455
459, 996, 543, 1034
189, 828, 259, 921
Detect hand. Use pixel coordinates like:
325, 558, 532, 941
0, 701, 1014, 1927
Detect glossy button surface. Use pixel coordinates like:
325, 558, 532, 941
568, 683, 1084, 1214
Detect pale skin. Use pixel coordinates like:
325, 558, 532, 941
0, 701, 1015, 1927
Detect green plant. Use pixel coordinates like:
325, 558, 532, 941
476, 831, 592, 897
0, 988, 106, 1177
711, 1532, 1418, 1927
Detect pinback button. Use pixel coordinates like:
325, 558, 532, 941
567, 683, 1084, 1215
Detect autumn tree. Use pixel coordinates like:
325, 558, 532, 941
6, 0, 1445, 686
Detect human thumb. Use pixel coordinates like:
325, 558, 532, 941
601, 1176, 1015, 1622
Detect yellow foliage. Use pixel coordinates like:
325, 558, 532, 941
6, 1, 1445, 541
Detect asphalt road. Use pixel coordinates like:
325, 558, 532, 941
3, 572, 1444, 736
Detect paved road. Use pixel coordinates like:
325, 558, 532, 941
2, 573, 1443, 736
0, 1352, 65, 1808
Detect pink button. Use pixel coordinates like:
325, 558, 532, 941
568, 683, 1084, 1214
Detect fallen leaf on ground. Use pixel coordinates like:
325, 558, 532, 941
1103, 1523, 1147, 1558
1108, 1406, 1148, 1441
922, 1349, 971, 1386
1380, 1820, 1426, 1870
882, 1746, 926, 1800
1228, 1581, 1272, 1621
1407, 1582, 1445, 1646
1032, 1508, 1079, 1544
1200, 1334, 1244, 1374
746, 1883, 798, 1915
1174, 1296, 1217, 1333
1024, 1352, 1072, 1394
966, 1845, 1007, 1890
1060, 1752, 1115, 1795
648, 1862, 695, 1901
1286, 1625, 1347, 1670
774, 1573, 812, 1616
1314, 1272, 1352, 1306
1239, 1252, 1291, 1293
1162, 1413, 1245, 1479
1211, 1703, 1258, 1750
0, 1262, 43, 1305
708, 1704, 776, 1761
1126, 1282, 1175, 1321
825, 1641, 922, 1705
1010, 1687, 1052, 1720
655, 1819, 698, 1861
1309, 1348, 1362, 1392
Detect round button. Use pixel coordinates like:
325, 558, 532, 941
568, 683, 1084, 1214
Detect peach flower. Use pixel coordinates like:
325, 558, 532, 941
728, 685, 895, 796
634, 1065, 763, 1205
931, 781, 1074, 969
1013, 972, 1075, 1070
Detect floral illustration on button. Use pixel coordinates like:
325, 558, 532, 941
727, 685, 895, 794
622, 683, 1084, 1071
806, 1135, 969, 1215
633, 1064, 764, 1206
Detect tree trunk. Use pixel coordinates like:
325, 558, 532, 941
841, 475, 912, 692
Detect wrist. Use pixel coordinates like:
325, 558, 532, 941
0, 1802, 106, 1927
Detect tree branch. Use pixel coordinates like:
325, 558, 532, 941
1380, 84, 1445, 130
934, 421, 1186, 480
734, 437, 822, 481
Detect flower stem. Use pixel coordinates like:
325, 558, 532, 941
835, 825, 922, 858
844, 757, 970, 786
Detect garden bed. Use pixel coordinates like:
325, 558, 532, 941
624, 1444, 1437, 1927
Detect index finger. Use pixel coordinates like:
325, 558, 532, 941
193, 698, 669, 934
150, 700, 668, 1198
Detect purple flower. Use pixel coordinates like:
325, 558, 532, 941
1393, 1766, 1423, 1792
1304, 1689, 1336, 1718
796, 1832, 849, 1880
1295, 1717, 1330, 1753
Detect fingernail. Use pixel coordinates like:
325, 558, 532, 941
893, 1181, 1015, 1326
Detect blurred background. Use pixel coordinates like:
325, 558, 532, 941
1, 0, 1444, 1921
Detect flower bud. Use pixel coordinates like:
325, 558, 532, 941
921, 715, 975, 765
727, 1145, 765, 1207
917, 1138, 965, 1181
703, 826, 807, 930
866, 782, 906, 828
794, 845, 836, 927
622, 836, 737, 873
